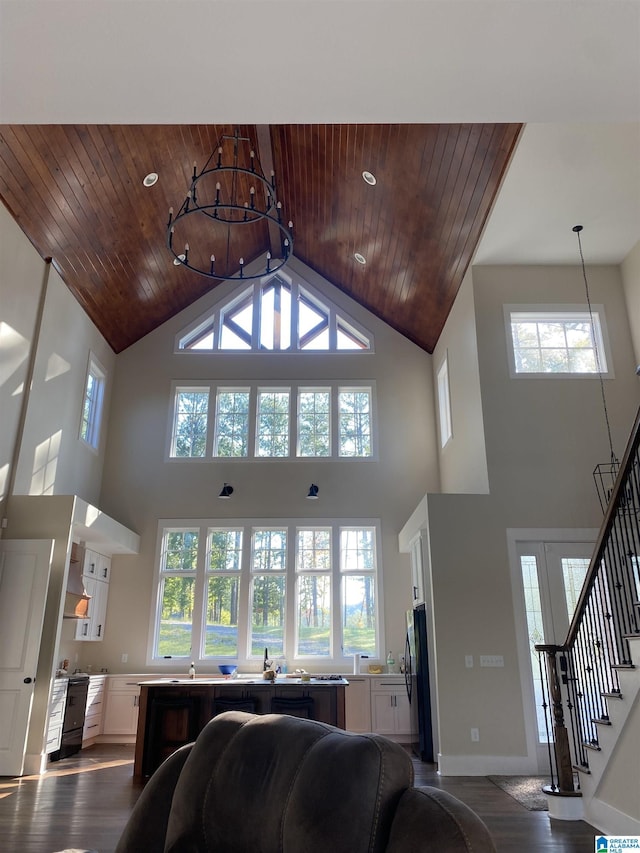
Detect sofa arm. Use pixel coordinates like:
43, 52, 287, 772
386, 786, 496, 852
115, 742, 193, 853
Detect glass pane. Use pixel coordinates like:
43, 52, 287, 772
514, 348, 542, 373
173, 390, 208, 457
540, 348, 570, 372
298, 391, 330, 456
204, 576, 239, 657
338, 389, 372, 457
162, 530, 199, 571
568, 348, 597, 372
511, 322, 539, 349
297, 529, 331, 571
340, 527, 375, 572
256, 391, 290, 457
520, 555, 549, 743
250, 575, 285, 656
215, 391, 249, 457
342, 575, 376, 656
252, 529, 287, 572
208, 529, 243, 571
297, 575, 331, 656
561, 557, 590, 621
260, 280, 291, 350
157, 576, 195, 657
337, 322, 368, 350
538, 322, 566, 348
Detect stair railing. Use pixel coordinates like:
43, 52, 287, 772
536, 405, 640, 793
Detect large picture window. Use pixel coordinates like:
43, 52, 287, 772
150, 520, 382, 667
169, 382, 376, 459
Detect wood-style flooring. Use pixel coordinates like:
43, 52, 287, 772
0, 744, 599, 852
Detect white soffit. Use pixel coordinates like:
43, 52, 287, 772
0, 1, 639, 124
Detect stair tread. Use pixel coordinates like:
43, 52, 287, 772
592, 718, 612, 726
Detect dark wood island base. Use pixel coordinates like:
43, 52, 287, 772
134, 677, 347, 779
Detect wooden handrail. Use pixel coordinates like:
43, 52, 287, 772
564, 405, 640, 650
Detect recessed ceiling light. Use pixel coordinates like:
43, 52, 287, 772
173, 254, 186, 266
354, 252, 367, 265
362, 170, 377, 186
143, 172, 159, 187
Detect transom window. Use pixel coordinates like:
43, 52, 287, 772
150, 520, 382, 667
506, 306, 612, 377
176, 274, 372, 352
169, 383, 376, 459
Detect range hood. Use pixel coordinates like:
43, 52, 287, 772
63, 542, 91, 619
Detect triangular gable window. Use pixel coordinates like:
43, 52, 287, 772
177, 273, 372, 353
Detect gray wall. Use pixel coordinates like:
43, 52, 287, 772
425, 261, 640, 772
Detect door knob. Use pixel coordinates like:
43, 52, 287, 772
23, 677, 33, 684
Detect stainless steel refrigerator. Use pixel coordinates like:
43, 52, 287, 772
405, 604, 434, 762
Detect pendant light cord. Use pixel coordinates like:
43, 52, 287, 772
574, 225, 617, 463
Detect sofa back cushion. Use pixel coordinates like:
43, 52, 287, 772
164, 711, 413, 853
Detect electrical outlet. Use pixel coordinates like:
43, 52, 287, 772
121, 653, 128, 663
465, 655, 474, 668
471, 728, 480, 742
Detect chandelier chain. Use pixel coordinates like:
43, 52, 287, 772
574, 225, 617, 463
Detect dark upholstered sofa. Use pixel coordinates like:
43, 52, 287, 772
114, 711, 496, 853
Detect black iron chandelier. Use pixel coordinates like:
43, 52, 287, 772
167, 130, 293, 281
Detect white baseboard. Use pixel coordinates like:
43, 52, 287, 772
586, 798, 640, 836
437, 752, 538, 776
23, 751, 47, 776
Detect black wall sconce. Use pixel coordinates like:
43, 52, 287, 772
218, 483, 234, 499
306, 484, 319, 500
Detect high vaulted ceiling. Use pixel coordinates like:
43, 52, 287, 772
0, 122, 521, 353
1, 2, 639, 355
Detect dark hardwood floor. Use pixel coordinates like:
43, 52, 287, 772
0, 744, 599, 852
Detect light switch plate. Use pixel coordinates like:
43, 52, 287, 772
480, 655, 504, 667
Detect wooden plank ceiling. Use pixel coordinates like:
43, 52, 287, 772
0, 124, 522, 354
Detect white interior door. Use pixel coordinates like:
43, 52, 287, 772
515, 539, 594, 771
0, 539, 53, 776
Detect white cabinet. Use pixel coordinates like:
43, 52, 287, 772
46, 679, 68, 755
82, 675, 107, 746
75, 551, 110, 642
345, 677, 372, 733
370, 676, 411, 740
103, 676, 141, 737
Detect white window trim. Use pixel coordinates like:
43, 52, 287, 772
147, 517, 384, 670
166, 380, 378, 461
436, 353, 452, 448
79, 352, 106, 452
504, 304, 614, 379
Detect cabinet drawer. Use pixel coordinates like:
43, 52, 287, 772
370, 676, 406, 692
108, 676, 143, 692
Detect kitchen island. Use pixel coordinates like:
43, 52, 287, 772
133, 676, 348, 779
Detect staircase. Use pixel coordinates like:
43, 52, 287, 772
578, 634, 640, 834
537, 406, 640, 833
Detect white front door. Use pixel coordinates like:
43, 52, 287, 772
0, 539, 53, 776
515, 539, 594, 771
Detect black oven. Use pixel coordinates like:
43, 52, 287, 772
50, 675, 89, 761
